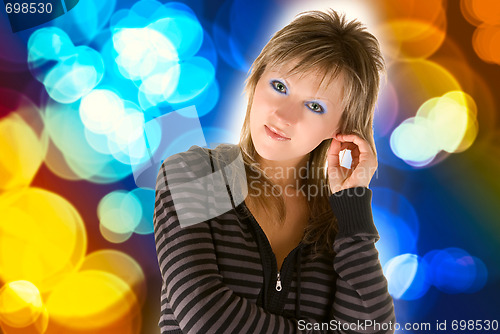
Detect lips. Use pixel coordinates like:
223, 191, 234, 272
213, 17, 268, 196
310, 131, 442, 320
265, 125, 290, 141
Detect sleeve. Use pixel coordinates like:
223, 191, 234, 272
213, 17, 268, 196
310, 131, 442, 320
327, 187, 396, 334
153, 147, 301, 334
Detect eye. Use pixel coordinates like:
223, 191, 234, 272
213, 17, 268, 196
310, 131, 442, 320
270, 80, 287, 94
306, 101, 325, 114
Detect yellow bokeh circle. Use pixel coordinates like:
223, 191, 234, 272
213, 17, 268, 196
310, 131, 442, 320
79, 250, 147, 307
0, 281, 42, 328
388, 59, 462, 121
0, 114, 45, 191
377, 0, 447, 61
0, 307, 48, 334
378, 17, 447, 61
416, 92, 478, 153
0, 188, 87, 293
46, 270, 138, 330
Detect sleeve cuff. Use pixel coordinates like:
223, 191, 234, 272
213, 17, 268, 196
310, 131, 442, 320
329, 187, 379, 238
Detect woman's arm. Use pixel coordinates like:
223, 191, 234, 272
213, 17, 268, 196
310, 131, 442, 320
154, 148, 301, 333
328, 187, 396, 334
322, 134, 395, 333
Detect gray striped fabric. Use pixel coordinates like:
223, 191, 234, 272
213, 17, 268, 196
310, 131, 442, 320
154, 145, 395, 334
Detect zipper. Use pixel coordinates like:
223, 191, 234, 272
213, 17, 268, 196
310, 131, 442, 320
275, 271, 282, 291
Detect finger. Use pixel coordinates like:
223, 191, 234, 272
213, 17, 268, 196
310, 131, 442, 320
351, 156, 359, 170
327, 138, 342, 168
328, 137, 342, 156
336, 133, 374, 156
340, 166, 352, 179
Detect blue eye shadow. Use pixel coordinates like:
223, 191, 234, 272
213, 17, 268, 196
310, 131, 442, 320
269, 79, 288, 95
305, 100, 327, 114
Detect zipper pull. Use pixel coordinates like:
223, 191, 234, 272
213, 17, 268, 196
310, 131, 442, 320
276, 271, 282, 291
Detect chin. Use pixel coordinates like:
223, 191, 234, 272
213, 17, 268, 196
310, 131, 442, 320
257, 149, 288, 161
253, 139, 296, 162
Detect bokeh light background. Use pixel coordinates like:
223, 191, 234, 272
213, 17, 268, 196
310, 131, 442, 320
1, 0, 499, 333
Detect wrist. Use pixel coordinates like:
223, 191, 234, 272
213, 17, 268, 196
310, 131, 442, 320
329, 187, 379, 238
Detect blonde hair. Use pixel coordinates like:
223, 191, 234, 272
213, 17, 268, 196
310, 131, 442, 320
238, 9, 385, 256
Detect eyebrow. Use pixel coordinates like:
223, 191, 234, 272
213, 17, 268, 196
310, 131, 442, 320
271, 76, 291, 89
305, 95, 333, 104
302, 91, 334, 106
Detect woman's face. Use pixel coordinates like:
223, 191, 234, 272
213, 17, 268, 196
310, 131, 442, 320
249, 62, 345, 163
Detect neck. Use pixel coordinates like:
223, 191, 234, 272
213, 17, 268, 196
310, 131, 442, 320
255, 153, 310, 189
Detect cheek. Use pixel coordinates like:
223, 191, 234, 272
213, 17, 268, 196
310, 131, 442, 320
249, 102, 261, 126
250, 91, 272, 122
323, 114, 342, 136
303, 117, 339, 141
249, 103, 264, 134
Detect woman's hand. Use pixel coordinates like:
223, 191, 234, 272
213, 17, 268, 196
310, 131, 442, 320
327, 133, 378, 193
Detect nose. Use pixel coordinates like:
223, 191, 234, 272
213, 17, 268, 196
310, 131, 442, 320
272, 101, 300, 126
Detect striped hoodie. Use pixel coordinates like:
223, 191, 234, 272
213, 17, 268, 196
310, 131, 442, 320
154, 144, 395, 333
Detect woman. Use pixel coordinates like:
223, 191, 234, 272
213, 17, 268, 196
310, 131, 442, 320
154, 9, 395, 334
